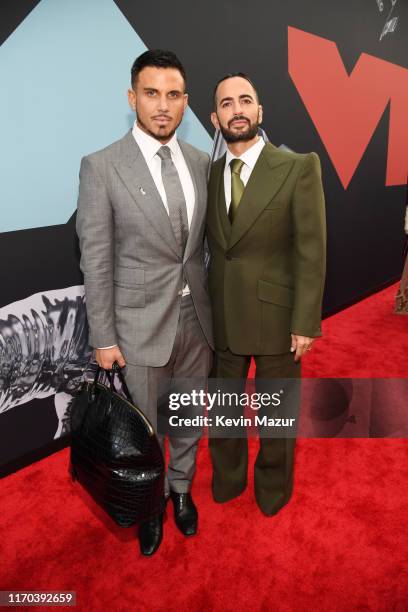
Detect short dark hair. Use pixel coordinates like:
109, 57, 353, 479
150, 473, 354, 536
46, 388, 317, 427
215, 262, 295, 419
213, 72, 260, 108
131, 49, 187, 89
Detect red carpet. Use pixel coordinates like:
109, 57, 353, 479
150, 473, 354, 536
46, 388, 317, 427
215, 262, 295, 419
303, 283, 408, 378
1, 283, 407, 611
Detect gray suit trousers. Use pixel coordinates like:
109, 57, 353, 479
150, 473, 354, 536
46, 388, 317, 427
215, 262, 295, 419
122, 295, 212, 495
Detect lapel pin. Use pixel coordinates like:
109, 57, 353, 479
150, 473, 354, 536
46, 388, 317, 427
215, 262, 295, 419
139, 186, 147, 196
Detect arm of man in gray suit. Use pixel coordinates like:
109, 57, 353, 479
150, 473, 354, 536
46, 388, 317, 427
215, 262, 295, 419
76, 155, 125, 368
202, 152, 211, 270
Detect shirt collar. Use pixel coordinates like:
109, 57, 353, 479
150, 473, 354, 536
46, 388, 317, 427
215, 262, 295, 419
132, 121, 179, 160
225, 136, 265, 170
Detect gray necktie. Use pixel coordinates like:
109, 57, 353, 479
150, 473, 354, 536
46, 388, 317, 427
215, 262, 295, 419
156, 146, 189, 256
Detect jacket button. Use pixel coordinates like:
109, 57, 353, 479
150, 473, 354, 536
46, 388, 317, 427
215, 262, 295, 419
226, 254, 232, 261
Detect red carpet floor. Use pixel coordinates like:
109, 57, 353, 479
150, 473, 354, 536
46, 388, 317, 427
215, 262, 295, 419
1, 283, 407, 611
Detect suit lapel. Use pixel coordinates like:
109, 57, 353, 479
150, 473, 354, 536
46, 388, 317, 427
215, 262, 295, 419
228, 143, 294, 249
178, 139, 202, 263
113, 131, 180, 257
207, 155, 228, 250
218, 172, 232, 242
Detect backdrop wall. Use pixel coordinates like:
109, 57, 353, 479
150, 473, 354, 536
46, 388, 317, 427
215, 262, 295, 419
1, 0, 407, 474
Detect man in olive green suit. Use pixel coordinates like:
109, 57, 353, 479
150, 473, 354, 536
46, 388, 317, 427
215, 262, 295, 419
206, 73, 326, 516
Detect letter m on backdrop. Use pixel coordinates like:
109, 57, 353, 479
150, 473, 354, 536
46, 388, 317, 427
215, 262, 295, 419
288, 26, 408, 189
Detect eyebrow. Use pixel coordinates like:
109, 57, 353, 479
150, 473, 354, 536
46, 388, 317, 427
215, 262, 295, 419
143, 87, 184, 94
219, 94, 254, 105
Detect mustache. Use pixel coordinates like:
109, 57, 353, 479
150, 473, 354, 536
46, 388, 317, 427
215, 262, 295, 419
228, 115, 249, 127
152, 113, 172, 119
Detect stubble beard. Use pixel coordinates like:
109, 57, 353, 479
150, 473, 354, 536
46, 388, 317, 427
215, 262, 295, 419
137, 116, 178, 143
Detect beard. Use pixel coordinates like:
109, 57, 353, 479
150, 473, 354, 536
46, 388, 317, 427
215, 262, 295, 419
219, 116, 260, 143
137, 116, 177, 143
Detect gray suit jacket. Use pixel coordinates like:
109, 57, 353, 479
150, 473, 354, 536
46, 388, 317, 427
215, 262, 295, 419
76, 130, 214, 366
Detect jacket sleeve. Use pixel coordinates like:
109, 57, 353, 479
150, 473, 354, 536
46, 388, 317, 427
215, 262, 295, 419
290, 152, 327, 338
202, 152, 212, 269
76, 155, 117, 349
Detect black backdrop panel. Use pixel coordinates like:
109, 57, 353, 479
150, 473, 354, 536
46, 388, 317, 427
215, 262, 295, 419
0, 0, 42, 46
0, 214, 82, 309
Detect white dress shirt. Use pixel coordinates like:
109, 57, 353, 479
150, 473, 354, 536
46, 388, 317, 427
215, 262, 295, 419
224, 137, 265, 211
132, 122, 195, 227
98, 123, 195, 349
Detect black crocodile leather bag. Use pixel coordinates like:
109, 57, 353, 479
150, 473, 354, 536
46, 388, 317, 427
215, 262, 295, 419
70, 362, 165, 527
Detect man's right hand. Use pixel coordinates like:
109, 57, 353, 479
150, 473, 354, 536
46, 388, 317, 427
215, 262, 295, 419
95, 346, 126, 370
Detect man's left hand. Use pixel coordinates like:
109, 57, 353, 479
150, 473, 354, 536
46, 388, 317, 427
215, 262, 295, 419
290, 334, 315, 362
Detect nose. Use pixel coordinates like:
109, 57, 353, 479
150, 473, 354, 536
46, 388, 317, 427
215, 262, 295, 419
231, 100, 246, 116
232, 100, 241, 114
157, 94, 169, 112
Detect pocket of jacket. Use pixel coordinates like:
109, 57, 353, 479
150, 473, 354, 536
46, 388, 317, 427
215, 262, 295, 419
264, 200, 284, 211
114, 285, 145, 308
114, 266, 145, 287
257, 280, 294, 309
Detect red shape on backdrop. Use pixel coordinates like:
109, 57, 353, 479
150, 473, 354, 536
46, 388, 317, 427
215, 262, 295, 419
288, 26, 408, 188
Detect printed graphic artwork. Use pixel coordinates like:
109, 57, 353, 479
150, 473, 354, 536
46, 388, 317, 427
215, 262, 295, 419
0, 287, 92, 440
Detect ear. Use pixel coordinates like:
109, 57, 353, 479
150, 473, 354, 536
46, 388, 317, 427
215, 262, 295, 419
127, 88, 136, 112
183, 92, 189, 111
258, 104, 263, 125
211, 111, 220, 130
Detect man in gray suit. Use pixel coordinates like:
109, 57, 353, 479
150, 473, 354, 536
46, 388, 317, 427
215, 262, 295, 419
76, 50, 213, 556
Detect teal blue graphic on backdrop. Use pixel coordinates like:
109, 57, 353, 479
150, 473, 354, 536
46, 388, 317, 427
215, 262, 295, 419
0, 0, 212, 233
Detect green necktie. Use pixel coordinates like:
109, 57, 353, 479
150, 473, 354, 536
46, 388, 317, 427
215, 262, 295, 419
228, 158, 245, 224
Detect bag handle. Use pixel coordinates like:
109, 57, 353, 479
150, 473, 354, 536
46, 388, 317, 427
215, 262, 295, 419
92, 361, 133, 403
111, 361, 134, 403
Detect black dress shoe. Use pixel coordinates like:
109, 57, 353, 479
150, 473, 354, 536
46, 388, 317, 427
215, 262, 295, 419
138, 512, 163, 556
170, 492, 198, 536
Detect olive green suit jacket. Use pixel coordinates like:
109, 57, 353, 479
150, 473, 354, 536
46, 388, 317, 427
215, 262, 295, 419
206, 142, 326, 355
